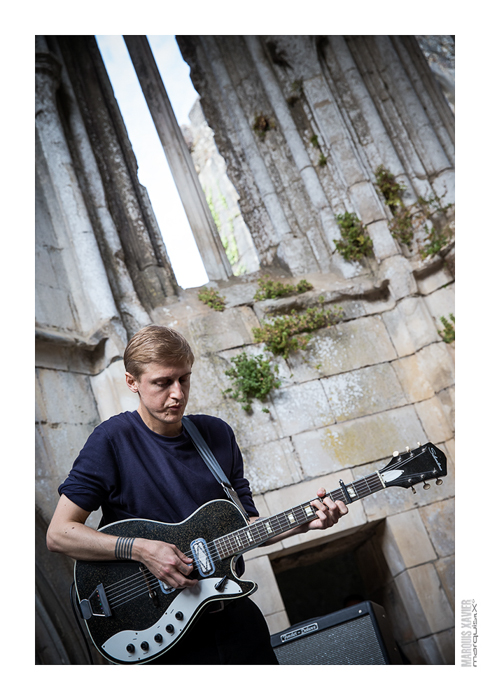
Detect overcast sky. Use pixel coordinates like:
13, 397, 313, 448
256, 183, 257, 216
96, 35, 209, 289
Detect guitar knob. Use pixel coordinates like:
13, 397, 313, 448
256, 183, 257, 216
140, 641, 149, 651
166, 624, 175, 634
175, 611, 184, 620
126, 644, 135, 654
154, 634, 163, 643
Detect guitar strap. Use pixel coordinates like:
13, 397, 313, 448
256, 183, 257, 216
182, 416, 250, 521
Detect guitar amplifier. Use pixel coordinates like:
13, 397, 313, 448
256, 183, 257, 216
270, 601, 402, 665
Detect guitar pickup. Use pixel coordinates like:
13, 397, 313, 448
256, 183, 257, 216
190, 538, 215, 577
79, 583, 112, 620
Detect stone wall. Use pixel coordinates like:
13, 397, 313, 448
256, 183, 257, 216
35, 35, 455, 664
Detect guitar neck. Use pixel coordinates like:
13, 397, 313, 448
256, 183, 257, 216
215, 470, 385, 559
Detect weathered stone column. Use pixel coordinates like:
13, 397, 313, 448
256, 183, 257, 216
124, 35, 232, 282
35, 43, 122, 339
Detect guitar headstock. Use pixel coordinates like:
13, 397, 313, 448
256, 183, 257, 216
378, 443, 447, 491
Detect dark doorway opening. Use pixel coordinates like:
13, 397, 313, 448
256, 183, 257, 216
273, 546, 367, 626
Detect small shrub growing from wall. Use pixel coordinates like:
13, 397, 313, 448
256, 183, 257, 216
374, 165, 454, 255
223, 353, 281, 412
252, 305, 344, 358
254, 276, 313, 301
334, 212, 374, 261
198, 287, 226, 311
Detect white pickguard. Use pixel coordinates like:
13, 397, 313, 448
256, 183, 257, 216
102, 577, 243, 663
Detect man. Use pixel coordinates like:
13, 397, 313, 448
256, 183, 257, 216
47, 325, 348, 664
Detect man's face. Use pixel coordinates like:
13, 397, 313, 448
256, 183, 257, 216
125, 361, 192, 436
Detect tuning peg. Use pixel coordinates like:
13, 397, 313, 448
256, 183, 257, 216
423, 481, 430, 490
393, 450, 399, 457
417, 442, 421, 447
411, 486, 416, 494
436, 478, 443, 486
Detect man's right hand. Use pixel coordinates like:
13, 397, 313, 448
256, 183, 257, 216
134, 539, 197, 589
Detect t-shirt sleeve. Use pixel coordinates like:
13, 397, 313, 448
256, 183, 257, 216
58, 424, 119, 513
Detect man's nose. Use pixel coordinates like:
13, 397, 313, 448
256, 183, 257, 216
169, 380, 184, 399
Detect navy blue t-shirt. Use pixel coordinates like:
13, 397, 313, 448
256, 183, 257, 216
59, 412, 259, 528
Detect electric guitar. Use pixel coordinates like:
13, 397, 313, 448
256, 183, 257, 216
74, 441, 447, 664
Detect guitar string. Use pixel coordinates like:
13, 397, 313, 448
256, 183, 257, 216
103, 476, 387, 608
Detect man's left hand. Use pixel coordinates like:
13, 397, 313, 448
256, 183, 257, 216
306, 488, 348, 531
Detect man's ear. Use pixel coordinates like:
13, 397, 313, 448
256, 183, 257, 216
125, 372, 139, 393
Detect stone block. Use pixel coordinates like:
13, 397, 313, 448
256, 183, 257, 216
379, 255, 418, 301
245, 554, 286, 616
418, 628, 455, 665
263, 610, 290, 635
37, 421, 95, 487
291, 315, 397, 381
382, 306, 417, 357
184, 353, 231, 415
416, 265, 454, 296
366, 219, 399, 261
35, 283, 76, 329
415, 396, 454, 444
348, 180, 386, 224
378, 509, 436, 576
391, 353, 434, 403
187, 305, 258, 353
90, 360, 139, 423
423, 284, 455, 332
215, 397, 281, 449
420, 498, 454, 558
395, 563, 454, 637
271, 379, 334, 437
417, 342, 455, 393
36, 368, 99, 425
241, 437, 302, 494
434, 555, 455, 611
397, 296, 441, 349
321, 362, 407, 422
293, 405, 427, 477
438, 386, 455, 433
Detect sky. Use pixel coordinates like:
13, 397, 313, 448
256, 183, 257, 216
95, 35, 209, 289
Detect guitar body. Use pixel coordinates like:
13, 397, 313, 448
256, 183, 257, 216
74, 499, 256, 664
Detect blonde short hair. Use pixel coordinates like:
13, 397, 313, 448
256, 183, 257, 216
124, 325, 195, 380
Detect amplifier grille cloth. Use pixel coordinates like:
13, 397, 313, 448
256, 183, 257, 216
274, 615, 386, 665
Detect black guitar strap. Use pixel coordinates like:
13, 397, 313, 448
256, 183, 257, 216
182, 416, 250, 521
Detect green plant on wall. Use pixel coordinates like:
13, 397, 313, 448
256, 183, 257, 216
374, 165, 454, 254
375, 166, 407, 214
253, 114, 276, 139
252, 305, 344, 358
223, 353, 281, 412
197, 287, 226, 312
438, 314, 455, 343
254, 276, 313, 301
334, 212, 374, 261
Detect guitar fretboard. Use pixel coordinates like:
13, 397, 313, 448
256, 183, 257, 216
214, 471, 385, 559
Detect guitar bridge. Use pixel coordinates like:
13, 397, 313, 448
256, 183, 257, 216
79, 583, 112, 620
